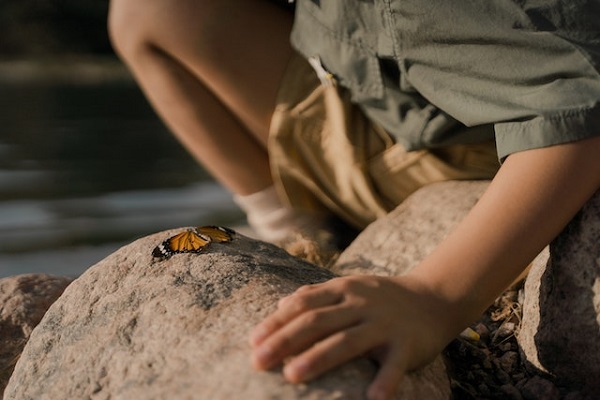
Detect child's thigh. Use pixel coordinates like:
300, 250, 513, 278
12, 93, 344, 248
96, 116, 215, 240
109, 0, 295, 144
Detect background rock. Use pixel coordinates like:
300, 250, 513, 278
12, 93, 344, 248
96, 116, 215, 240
0, 274, 72, 397
335, 181, 600, 399
519, 190, 600, 395
4, 230, 450, 400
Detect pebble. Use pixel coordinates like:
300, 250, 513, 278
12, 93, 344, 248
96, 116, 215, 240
467, 343, 488, 362
511, 372, 526, 382
496, 369, 512, 385
474, 322, 490, 341
515, 378, 528, 391
482, 358, 493, 370
563, 391, 586, 400
474, 369, 488, 381
478, 382, 491, 397
499, 342, 514, 352
496, 322, 516, 338
500, 384, 524, 400
499, 351, 519, 372
521, 376, 560, 400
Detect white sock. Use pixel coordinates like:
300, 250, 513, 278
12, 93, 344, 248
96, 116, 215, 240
233, 185, 321, 243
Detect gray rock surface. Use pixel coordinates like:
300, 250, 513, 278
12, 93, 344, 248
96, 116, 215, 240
0, 274, 72, 397
5, 229, 450, 399
337, 181, 600, 398
6, 181, 597, 398
519, 190, 600, 394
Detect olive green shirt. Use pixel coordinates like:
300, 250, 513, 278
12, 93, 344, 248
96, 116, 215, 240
290, 0, 600, 159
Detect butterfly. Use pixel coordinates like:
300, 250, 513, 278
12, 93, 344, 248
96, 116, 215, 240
196, 225, 235, 243
152, 225, 235, 259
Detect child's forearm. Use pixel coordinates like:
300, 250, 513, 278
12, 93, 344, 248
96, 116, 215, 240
408, 135, 600, 338
250, 135, 600, 400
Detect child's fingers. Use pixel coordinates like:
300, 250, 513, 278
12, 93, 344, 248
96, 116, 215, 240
277, 283, 340, 310
249, 283, 342, 346
251, 303, 360, 370
282, 324, 373, 383
367, 347, 407, 400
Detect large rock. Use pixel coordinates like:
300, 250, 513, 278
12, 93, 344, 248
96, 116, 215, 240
519, 190, 600, 394
0, 274, 73, 397
336, 181, 600, 398
8, 180, 596, 398
4, 230, 450, 399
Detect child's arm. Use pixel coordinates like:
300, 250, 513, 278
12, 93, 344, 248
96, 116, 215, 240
250, 135, 600, 400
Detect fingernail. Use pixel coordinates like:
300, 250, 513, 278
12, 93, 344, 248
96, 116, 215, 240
252, 346, 273, 369
283, 359, 309, 383
249, 327, 267, 346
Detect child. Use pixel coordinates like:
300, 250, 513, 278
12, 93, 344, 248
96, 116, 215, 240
108, 1, 600, 398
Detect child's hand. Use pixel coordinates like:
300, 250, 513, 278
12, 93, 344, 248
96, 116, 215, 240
249, 275, 457, 400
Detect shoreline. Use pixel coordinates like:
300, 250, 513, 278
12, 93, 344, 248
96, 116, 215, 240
0, 56, 133, 85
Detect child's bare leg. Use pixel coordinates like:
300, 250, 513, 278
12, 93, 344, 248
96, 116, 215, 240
108, 0, 293, 195
108, 0, 333, 248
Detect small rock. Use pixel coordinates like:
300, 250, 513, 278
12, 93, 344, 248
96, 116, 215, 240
520, 376, 560, 400
515, 377, 528, 391
495, 369, 512, 385
511, 372, 526, 382
482, 358, 493, 370
500, 384, 523, 400
477, 382, 491, 397
474, 369, 488, 381
496, 321, 516, 339
483, 374, 498, 390
468, 345, 488, 363
474, 323, 490, 341
562, 391, 586, 400
499, 351, 519, 372
0, 274, 72, 397
499, 342, 514, 352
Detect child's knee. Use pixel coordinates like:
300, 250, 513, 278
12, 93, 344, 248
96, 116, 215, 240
107, 0, 153, 61
107, 0, 185, 61
107, 0, 226, 65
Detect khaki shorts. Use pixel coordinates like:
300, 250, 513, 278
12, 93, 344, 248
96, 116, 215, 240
268, 53, 500, 229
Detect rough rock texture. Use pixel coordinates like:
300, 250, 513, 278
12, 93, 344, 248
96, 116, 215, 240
0, 274, 73, 397
517, 248, 551, 373
334, 181, 599, 399
519, 189, 600, 395
7, 181, 595, 399
4, 230, 450, 399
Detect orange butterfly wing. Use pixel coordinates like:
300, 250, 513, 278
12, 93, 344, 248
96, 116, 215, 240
195, 225, 235, 243
152, 226, 235, 259
172, 230, 211, 252
152, 229, 211, 259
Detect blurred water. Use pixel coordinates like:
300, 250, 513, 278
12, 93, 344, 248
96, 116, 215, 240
0, 77, 245, 278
